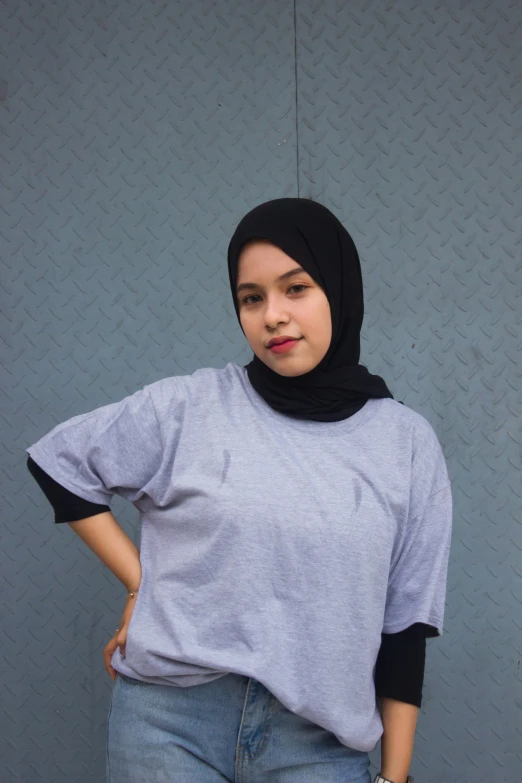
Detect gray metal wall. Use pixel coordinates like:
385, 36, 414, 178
4, 1, 520, 781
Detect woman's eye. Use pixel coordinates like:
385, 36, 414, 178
242, 285, 308, 306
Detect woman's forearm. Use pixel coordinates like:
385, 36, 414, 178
68, 511, 142, 592
379, 697, 418, 783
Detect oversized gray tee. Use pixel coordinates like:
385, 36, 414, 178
26, 362, 453, 752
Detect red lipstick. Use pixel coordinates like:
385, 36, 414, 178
269, 338, 301, 354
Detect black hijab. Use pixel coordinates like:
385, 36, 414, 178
227, 198, 395, 422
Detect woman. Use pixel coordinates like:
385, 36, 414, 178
26, 198, 452, 783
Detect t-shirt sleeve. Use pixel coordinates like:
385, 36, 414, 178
25, 386, 163, 508
382, 423, 453, 637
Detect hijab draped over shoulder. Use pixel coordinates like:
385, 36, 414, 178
227, 198, 395, 422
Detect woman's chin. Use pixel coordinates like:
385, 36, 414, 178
262, 355, 318, 377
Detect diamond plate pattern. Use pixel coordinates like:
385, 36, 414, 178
3, 0, 521, 781
4, 1, 297, 781
295, 3, 522, 781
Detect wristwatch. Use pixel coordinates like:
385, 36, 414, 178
374, 776, 415, 783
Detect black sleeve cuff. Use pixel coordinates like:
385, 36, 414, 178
374, 623, 436, 708
27, 455, 111, 524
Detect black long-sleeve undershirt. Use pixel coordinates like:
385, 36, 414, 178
27, 455, 111, 522
27, 454, 437, 707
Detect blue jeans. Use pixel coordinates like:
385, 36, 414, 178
107, 672, 372, 782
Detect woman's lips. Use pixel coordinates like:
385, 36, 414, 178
268, 338, 302, 354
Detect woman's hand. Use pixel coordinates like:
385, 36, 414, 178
103, 594, 138, 681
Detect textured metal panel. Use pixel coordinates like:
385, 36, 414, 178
295, 2, 522, 781
3, 2, 297, 781
3, 0, 521, 781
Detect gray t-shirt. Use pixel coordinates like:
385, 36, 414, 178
26, 362, 453, 752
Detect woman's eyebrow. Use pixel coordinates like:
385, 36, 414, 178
237, 267, 307, 294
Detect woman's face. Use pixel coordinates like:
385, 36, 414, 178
236, 240, 332, 377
